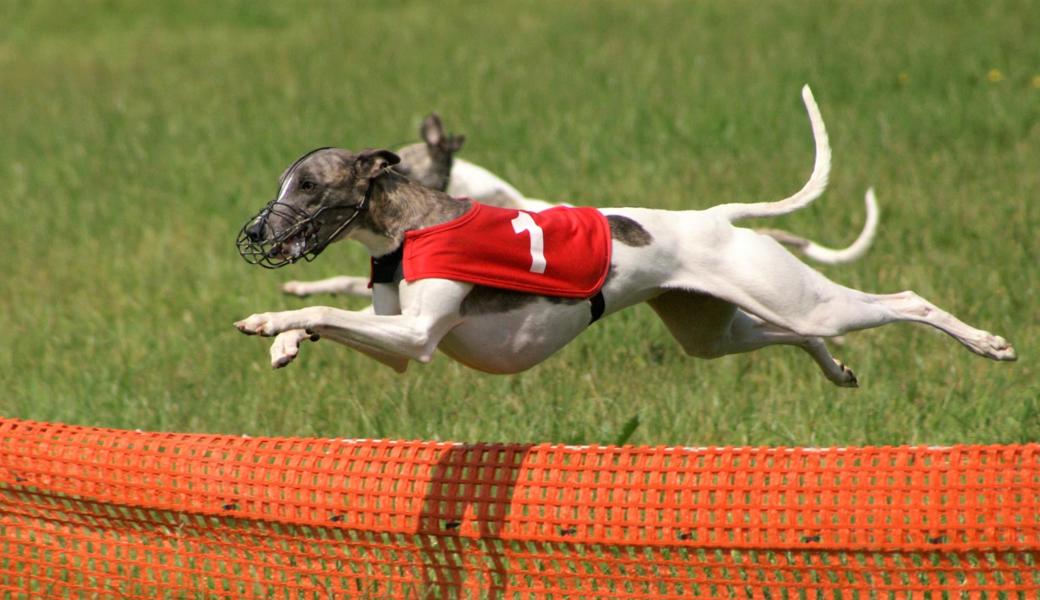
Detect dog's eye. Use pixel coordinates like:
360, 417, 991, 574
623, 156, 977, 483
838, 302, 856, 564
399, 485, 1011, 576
300, 180, 316, 192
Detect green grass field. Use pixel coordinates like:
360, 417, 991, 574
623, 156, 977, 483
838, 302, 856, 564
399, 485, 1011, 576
1, 0, 1036, 447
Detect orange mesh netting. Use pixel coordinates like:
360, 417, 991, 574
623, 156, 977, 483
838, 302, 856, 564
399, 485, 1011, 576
0, 417, 1037, 599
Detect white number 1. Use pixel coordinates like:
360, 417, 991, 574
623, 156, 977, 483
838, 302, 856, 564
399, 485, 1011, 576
510, 212, 546, 274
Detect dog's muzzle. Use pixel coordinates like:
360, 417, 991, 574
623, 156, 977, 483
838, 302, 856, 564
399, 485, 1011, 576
236, 198, 368, 269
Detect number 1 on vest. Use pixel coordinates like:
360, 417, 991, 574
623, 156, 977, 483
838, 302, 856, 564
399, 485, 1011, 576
511, 212, 547, 274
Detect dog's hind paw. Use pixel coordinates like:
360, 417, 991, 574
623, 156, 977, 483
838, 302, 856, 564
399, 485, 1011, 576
978, 334, 1017, 362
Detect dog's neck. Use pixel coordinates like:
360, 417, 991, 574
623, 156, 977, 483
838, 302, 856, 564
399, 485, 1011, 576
347, 171, 471, 257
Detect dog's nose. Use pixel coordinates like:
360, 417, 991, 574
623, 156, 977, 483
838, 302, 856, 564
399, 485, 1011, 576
244, 218, 265, 242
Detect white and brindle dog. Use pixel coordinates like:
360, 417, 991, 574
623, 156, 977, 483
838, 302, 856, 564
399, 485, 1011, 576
281, 112, 879, 299
235, 87, 1016, 385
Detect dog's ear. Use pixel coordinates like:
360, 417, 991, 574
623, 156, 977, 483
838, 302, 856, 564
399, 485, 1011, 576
354, 149, 401, 180
422, 113, 465, 154
442, 133, 465, 153
421, 113, 444, 147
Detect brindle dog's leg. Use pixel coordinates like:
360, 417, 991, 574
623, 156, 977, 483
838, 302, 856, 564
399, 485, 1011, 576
282, 276, 372, 298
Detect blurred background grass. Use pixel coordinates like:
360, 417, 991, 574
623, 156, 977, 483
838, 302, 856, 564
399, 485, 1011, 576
0, 0, 1036, 446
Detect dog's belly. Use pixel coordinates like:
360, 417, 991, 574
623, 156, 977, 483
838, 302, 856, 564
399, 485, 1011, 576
438, 301, 592, 374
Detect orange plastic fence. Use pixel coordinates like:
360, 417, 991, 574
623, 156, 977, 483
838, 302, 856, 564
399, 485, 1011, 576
0, 417, 1037, 599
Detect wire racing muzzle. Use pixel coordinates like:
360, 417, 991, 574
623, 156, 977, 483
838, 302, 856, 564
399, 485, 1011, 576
236, 185, 372, 269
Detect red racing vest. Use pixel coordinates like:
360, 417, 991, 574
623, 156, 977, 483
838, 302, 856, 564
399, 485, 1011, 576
374, 202, 612, 298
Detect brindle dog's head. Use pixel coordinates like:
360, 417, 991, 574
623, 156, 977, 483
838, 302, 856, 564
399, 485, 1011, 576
237, 147, 399, 268
394, 113, 465, 192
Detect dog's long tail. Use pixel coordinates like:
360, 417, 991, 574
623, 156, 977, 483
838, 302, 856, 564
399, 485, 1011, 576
757, 188, 880, 265
708, 85, 830, 223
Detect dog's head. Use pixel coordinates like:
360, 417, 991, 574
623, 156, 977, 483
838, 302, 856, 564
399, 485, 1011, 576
394, 113, 465, 192
237, 147, 400, 268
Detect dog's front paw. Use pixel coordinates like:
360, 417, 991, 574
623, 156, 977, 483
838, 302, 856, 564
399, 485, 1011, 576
270, 329, 319, 368
235, 313, 280, 337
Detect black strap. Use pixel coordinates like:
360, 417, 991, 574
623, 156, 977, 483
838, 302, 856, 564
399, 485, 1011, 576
370, 244, 404, 285
588, 291, 606, 324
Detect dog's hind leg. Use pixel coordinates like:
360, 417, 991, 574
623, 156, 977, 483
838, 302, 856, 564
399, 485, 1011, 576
648, 290, 858, 386
666, 226, 1016, 362
864, 291, 1017, 360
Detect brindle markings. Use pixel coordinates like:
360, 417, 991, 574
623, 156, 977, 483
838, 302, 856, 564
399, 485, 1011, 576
360, 170, 471, 244
460, 286, 581, 317
608, 215, 652, 247
393, 114, 464, 192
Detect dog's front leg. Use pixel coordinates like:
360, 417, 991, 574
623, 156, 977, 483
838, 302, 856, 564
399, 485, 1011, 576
236, 307, 450, 362
237, 279, 467, 368
269, 328, 409, 372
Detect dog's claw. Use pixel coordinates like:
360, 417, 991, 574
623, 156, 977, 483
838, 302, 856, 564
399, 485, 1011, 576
989, 336, 1017, 361
833, 358, 859, 388
272, 353, 296, 369
234, 320, 257, 335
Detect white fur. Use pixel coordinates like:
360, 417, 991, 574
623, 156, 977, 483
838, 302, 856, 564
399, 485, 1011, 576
800, 188, 879, 264
446, 159, 524, 205
277, 171, 296, 202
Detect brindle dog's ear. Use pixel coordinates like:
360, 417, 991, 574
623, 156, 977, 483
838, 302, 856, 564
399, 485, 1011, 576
421, 113, 444, 147
354, 149, 400, 180
442, 133, 465, 153
422, 113, 465, 154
